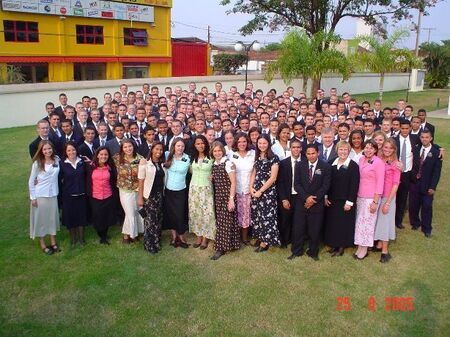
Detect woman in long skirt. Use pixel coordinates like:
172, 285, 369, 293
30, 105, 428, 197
374, 138, 401, 263
211, 141, 240, 260
113, 139, 143, 244
86, 146, 117, 244
249, 134, 280, 252
189, 135, 216, 249
354, 140, 385, 260
324, 141, 360, 256
59, 141, 88, 247
164, 138, 191, 248
28, 140, 61, 255
138, 142, 166, 254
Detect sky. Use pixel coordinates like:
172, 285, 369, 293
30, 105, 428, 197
171, 0, 450, 49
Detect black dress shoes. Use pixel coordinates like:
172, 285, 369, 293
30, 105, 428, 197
396, 223, 405, 229
380, 253, 392, 263
411, 225, 420, 230
424, 232, 432, 238
287, 254, 298, 260
306, 250, 319, 261
331, 248, 344, 257
178, 241, 190, 249
211, 251, 224, 260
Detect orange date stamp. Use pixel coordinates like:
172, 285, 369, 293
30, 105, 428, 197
336, 296, 414, 312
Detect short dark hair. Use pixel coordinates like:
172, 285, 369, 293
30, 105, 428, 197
305, 143, 319, 153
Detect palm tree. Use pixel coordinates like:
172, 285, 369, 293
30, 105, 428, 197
353, 29, 421, 100
419, 40, 450, 88
265, 29, 351, 98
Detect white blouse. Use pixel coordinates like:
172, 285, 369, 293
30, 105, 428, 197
28, 159, 60, 200
230, 149, 255, 194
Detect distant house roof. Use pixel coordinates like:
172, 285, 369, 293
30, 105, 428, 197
172, 37, 208, 44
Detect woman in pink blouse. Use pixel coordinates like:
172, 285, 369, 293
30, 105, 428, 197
87, 147, 118, 244
354, 140, 385, 260
373, 138, 401, 263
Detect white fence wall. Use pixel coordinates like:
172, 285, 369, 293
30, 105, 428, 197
0, 72, 410, 128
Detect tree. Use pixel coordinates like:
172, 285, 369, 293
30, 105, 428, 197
213, 53, 248, 75
419, 40, 450, 88
220, 0, 441, 38
261, 42, 281, 51
352, 29, 421, 99
265, 29, 351, 98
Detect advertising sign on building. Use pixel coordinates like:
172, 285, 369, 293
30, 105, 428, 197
2, 0, 155, 23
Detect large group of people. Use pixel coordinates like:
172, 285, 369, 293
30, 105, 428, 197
28, 82, 443, 262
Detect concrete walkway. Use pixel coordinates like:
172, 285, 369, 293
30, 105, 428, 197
427, 108, 450, 119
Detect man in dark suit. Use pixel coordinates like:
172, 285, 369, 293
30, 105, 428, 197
156, 120, 171, 152
54, 93, 68, 120
290, 144, 331, 261
29, 119, 57, 158
106, 123, 125, 156
318, 128, 337, 164
408, 130, 442, 237
93, 122, 112, 149
77, 126, 97, 160
277, 139, 303, 248
137, 126, 156, 158
417, 109, 435, 138
48, 112, 63, 140
61, 119, 83, 148
394, 120, 419, 229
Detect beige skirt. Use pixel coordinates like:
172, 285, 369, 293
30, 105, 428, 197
30, 197, 60, 239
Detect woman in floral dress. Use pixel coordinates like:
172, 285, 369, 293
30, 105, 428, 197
249, 134, 281, 252
113, 139, 143, 244
189, 135, 216, 250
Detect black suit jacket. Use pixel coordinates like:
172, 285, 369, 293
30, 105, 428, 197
137, 142, 152, 159
277, 156, 303, 201
327, 159, 359, 203
54, 106, 65, 120
419, 122, 435, 138
318, 144, 338, 164
413, 145, 442, 193
62, 132, 83, 147
29, 135, 60, 158
294, 159, 331, 213
78, 142, 97, 160
394, 134, 419, 165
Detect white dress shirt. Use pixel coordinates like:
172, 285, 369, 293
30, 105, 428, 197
230, 150, 255, 194
28, 159, 60, 200
399, 135, 413, 172
290, 156, 301, 194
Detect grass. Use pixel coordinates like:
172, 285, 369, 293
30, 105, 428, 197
352, 89, 450, 112
0, 118, 449, 337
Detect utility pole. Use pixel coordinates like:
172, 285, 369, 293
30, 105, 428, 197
422, 27, 436, 43
207, 25, 210, 44
414, 8, 423, 57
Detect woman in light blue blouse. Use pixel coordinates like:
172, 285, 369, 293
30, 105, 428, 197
164, 138, 191, 248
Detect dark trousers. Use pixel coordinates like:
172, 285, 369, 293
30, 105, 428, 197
278, 194, 297, 246
395, 171, 411, 226
292, 203, 323, 257
409, 182, 434, 234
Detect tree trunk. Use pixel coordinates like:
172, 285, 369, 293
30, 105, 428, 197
302, 76, 308, 96
379, 74, 385, 100
310, 77, 321, 100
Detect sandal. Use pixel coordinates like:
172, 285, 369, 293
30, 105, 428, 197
43, 247, 54, 255
51, 245, 61, 253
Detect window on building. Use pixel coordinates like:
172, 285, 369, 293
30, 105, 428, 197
123, 64, 149, 79
124, 28, 148, 46
74, 63, 106, 81
76, 25, 103, 44
3, 21, 38, 42
6, 63, 48, 83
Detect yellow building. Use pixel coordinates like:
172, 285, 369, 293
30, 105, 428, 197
0, 0, 172, 83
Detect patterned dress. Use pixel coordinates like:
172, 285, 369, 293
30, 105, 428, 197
251, 156, 281, 246
189, 158, 216, 240
143, 162, 165, 253
212, 158, 240, 252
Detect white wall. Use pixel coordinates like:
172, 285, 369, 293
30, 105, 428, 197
0, 72, 410, 128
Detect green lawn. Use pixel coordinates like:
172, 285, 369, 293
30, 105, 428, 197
1, 120, 449, 337
352, 89, 449, 112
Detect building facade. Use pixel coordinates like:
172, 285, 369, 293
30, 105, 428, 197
0, 0, 172, 83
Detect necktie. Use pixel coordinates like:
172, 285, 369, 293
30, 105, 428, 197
272, 138, 275, 145
309, 164, 313, 182
101, 139, 105, 147
417, 148, 426, 179
324, 148, 328, 161
400, 139, 407, 171
66, 136, 70, 142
